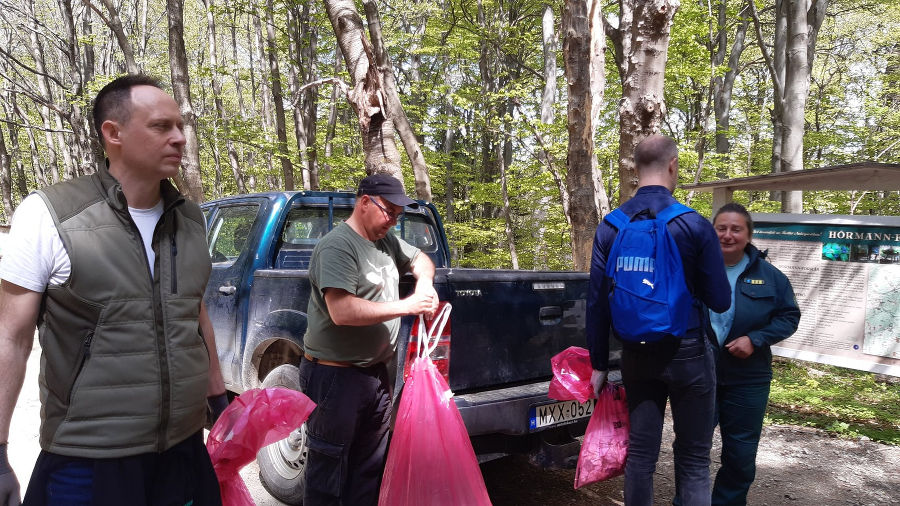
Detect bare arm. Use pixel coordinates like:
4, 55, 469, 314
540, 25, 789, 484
0, 281, 41, 443
324, 252, 438, 326
409, 252, 437, 302
199, 301, 226, 397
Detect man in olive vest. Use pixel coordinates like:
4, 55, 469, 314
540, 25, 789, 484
0, 75, 227, 505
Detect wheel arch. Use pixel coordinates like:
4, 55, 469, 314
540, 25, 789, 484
241, 308, 306, 390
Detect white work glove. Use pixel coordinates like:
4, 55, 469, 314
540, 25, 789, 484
590, 369, 608, 399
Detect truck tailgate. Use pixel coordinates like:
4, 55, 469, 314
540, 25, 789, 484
441, 268, 591, 392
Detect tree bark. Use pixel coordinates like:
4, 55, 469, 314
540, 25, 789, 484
251, 9, 275, 184
541, 6, 557, 125
780, 0, 812, 213
167, 0, 203, 202
3, 94, 29, 200
27, 0, 60, 183
589, 0, 611, 219
264, 0, 294, 190
750, 0, 829, 212
323, 44, 343, 178
362, 0, 432, 201
608, 0, 680, 203
713, 3, 748, 157
57, 0, 100, 175
202, 0, 245, 194
563, 0, 604, 271
83, 0, 140, 74
498, 141, 519, 269
289, 3, 320, 190
0, 120, 12, 220
323, 0, 404, 183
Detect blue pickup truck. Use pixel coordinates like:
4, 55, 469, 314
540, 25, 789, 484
200, 191, 621, 503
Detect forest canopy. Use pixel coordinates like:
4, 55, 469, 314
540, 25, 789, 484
0, 0, 897, 269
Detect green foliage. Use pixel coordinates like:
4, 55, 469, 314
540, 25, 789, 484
767, 359, 900, 445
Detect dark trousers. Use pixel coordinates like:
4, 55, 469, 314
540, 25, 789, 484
299, 356, 392, 506
22, 431, 221, 506
621, 337, 716, 506
711, 382, 770, 505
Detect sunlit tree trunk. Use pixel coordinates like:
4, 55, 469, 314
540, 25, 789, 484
607, 0, 680, 203
541, 5, 557, 125
750, 0, 828, 213
167, 0, 203, 202
362, 0, 432, 200
563, 0, 606, 271
252, 9, 275, 185
57, 0, 100, 175
323, 0, 404, 182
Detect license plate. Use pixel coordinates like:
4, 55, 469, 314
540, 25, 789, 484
529, 398, 597, 430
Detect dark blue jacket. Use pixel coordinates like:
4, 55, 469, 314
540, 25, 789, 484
586, 186, 731, 370
716, 243, 800, 385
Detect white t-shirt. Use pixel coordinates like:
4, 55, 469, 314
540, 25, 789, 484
0, 193, 163, 292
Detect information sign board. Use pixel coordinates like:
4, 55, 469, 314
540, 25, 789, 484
752, 214, 900, 376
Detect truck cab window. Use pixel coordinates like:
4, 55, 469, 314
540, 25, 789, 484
389, 214, 439, 254
208, 205, 259, 264
276, 207, 351, 269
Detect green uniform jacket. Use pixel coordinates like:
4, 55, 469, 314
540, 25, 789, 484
716, 243, 801, 386
35, 165, 212, 458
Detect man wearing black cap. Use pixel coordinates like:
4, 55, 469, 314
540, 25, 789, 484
300, 172, 438, 505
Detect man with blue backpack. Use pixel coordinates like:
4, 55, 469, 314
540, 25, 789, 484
586, 135, 731, 506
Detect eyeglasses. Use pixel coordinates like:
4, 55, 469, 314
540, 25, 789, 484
369, 196, 403, 222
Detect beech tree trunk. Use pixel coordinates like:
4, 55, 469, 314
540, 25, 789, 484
607, 0, 680, 203
252, 10, 275, 183
323, 0, 404, 182
362, 0, 432, 201
498, 141, 519, 269
167, 0, 203, 202
57, 0, 101, 174
541, 6, 557, 125
780, 0, 816, 213
749, 0, 828, 213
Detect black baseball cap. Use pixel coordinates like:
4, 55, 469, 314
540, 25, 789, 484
357, 173, 419, 208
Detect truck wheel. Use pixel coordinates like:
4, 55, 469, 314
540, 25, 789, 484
257, 364, 307, 504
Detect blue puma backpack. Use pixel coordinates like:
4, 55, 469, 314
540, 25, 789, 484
603, 202, 694, 344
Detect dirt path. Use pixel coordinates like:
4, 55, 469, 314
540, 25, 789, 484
481, 420, 900, 505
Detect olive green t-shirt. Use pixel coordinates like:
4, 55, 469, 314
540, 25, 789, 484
303, 222, 420, 367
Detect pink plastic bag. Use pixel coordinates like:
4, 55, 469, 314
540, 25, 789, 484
206, 387, 316, 506
574, 382, 629, 488
548, 346, 595, 403
378, 305, 492, 506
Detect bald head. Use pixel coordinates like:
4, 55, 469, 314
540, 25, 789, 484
635, 135, 678, 174
633, 135, 679, 191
